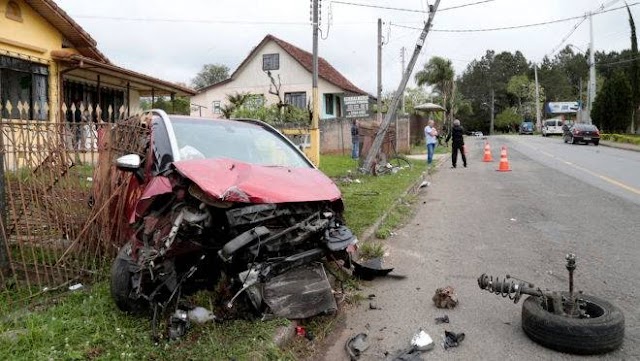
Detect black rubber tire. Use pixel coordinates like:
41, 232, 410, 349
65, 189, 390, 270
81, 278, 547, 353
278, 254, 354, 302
593, 140, 599, 146
110, 242, 146, 313
521, 293, 625, 355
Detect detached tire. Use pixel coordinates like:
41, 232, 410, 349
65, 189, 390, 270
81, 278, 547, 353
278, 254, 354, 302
521, 293, 624, 354
110, 242, 145, 313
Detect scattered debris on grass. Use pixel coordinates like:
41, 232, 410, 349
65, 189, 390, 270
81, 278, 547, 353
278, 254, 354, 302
443, 330, 465, 350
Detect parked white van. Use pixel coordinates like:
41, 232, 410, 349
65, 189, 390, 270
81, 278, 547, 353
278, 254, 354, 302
542, 118, 564, 136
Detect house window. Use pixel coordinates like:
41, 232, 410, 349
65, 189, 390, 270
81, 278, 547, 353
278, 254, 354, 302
324, 94, 334, 115
0, 55, 48, 120
336, 96, 342, 117
262, 53, 280, 71
212, 101, 221, 114
5, 1, 23, 22
284, 92, 307, 109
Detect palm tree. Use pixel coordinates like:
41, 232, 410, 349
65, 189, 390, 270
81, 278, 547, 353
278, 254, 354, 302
415, 56, 455, 125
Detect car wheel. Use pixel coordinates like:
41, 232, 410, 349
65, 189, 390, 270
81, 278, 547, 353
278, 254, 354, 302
594, 140, 599, 146
564, 137, 568, 143
521, 293, 624, 355
111, 242, 146, 313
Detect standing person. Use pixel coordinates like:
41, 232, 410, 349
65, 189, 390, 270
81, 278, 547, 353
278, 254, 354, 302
351, 119, 360, 159
446, 119, 467, 168
424, 119, 438, 166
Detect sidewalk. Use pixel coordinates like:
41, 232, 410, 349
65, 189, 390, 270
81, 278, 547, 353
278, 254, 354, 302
600, 140, 640, 152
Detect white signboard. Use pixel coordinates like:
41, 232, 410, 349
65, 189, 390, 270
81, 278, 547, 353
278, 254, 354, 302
546, 102, 580, 114
344, 95, 370, 118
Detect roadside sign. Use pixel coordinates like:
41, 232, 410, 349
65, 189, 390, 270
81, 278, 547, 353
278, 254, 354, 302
344, 95, 370, 118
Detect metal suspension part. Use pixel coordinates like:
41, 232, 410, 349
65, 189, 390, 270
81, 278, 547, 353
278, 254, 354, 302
477, 274, 540, 304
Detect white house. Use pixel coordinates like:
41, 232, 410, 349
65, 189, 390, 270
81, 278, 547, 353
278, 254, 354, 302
190, 34, 369, 119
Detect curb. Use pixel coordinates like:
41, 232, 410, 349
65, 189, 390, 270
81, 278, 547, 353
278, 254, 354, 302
599, 140, 640, 152
359, 154, 446, 242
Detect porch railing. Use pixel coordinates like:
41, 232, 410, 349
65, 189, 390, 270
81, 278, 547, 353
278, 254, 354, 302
0, 100, 149, 304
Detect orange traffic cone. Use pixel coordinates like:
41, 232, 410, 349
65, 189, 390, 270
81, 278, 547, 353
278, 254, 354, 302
497, 146, 512, 172
482, 142, 493, 162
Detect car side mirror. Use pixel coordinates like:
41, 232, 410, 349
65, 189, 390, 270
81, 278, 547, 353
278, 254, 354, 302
116, 154, 141, 171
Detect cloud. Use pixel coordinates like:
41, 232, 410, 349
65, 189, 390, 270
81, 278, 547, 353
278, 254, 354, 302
57, 0, 637, 94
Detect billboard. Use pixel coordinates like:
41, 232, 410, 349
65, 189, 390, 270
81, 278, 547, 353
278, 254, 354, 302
546, 102, 580, 114
344, 95, 370, 118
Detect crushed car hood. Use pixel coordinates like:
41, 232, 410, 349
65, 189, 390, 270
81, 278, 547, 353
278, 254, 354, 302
173, 158, 342, 203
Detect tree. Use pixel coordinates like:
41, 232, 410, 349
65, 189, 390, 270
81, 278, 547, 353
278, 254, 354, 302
191, 64, 230, 90
415, 56, 455, 123
140, 96, 190, 115
403, 87, 429, 115
494, 107, 521, 133
592, 71, 632, 133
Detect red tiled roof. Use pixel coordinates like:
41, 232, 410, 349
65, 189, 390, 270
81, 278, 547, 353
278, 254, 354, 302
200, 34, 367, 95
24, 0, 110, 63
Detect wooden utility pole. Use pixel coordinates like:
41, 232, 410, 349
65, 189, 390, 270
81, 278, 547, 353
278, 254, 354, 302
377, 18, 383, 122
400, 47, 406, 114
362, 0, 441, 173
310, 0, 320, 165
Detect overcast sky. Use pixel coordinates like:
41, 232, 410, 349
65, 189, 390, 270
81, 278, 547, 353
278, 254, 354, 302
56, 0, 636, 95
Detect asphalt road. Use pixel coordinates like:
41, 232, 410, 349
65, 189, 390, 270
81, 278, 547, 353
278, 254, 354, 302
318, 135, 640, 360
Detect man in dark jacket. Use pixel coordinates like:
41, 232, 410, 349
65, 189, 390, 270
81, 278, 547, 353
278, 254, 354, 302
446, 119, 467, 168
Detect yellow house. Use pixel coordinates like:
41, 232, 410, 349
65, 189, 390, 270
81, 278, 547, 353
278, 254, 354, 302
0, 0, 194, 123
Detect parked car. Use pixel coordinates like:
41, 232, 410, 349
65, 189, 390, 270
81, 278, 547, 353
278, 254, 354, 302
564, 123, 600, 145
110, 110, 356, 328
519, 121, 534, 135
542, 119, 564, 136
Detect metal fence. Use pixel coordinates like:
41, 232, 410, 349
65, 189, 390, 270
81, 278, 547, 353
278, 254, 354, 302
0, 100, 148, 302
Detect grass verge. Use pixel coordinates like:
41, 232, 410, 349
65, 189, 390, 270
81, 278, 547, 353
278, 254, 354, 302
0, 282, 293, 361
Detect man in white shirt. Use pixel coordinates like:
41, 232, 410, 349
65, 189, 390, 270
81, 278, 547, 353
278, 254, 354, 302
424, 119, 438, 166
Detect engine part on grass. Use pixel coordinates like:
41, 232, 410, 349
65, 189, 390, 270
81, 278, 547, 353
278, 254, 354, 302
168, 309, 190, 340
477, 254, 625, 354
442, 330, 465, 350
432, 286, 458, 309
435, 315, 450, 324
345, 333, 369, 360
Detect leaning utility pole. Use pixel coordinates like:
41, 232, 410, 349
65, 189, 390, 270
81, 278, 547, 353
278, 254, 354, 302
362, 0, 441, 173
310, 0, 320, 165
400, 46, 406, 114
377, 18, 383, 122
534, 64, 541, 131
587, 11, 596, 124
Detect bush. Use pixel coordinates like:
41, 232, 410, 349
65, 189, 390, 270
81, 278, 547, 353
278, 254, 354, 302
600, 133, 640, 145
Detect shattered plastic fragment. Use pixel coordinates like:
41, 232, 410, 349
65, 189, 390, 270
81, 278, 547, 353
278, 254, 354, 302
411, 329, 434, 351
187, 307, 216, 324
68, 283, 83, 291
442, 330, 465, 350
346, 333, 369, 360
435, 315, 450, 324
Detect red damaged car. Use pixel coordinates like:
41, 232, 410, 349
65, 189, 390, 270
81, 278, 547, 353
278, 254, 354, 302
110, 110, 355, 330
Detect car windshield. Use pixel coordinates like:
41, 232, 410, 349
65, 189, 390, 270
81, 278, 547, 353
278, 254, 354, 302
169, 117, 311, 168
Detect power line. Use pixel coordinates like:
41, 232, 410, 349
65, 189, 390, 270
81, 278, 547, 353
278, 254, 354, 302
391, 1, 640, 33
546, 17, 588, 58
70, 15, 310, 25
330, 0, 496, 13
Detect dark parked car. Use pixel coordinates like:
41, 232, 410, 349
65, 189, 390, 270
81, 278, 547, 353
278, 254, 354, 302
564, 123, 600, 145
110, 110, 356, 330
519, 121, 534, 135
